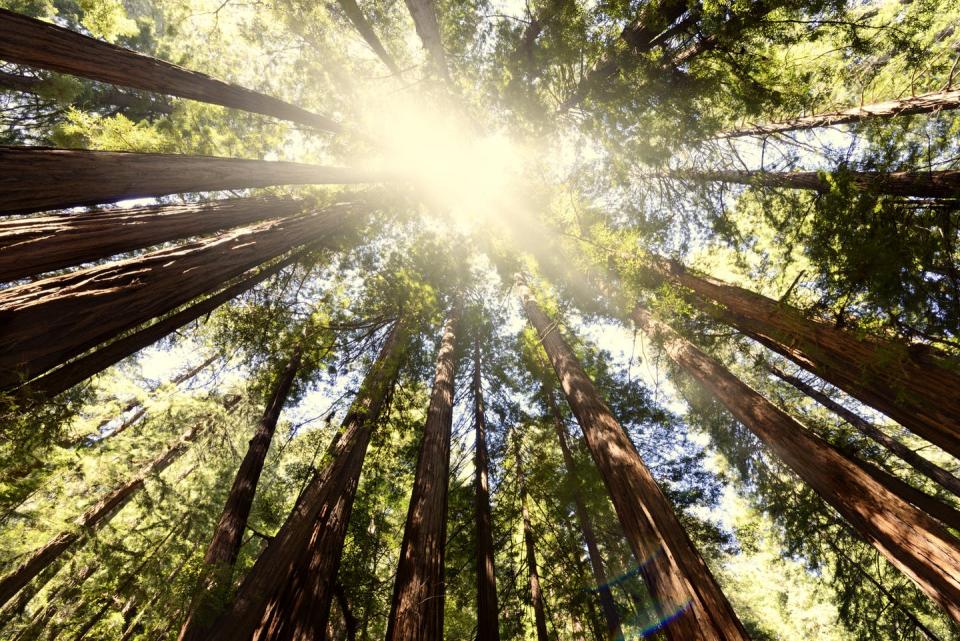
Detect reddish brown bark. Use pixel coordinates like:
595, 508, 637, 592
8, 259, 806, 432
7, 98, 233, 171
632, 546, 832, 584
514, 435, 551, 641
633, 306, 960, 623
335, 0, 402, 76
0, 205, 357, 389
385, 308, 461, 641
518, 279, 748, 641
0, 146, 383, 216
473, 341, 501, 641
0, 196, 304, 282
0, 8, 339, 131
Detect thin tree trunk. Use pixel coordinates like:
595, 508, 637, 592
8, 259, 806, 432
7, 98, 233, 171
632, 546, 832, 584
204, 320, 407, 641
0, 146, 383, 215
631, 255, 960, 460
472, 341, 501, 641
767, 364, 960, 497
514, 435, 550, 641
0, 8, 340, 131
632, 305, 960, 623
113, 543, 194, 641
385, 307, 461, 641
0, 196, 304, 282
716, 89, 960, 138
517, 278, 749, 641
335, 0, 402, 76
402, 0, 450, 80
333, 582, 359, 641
0, 206, 357, 389
0, 558, 62, 630
177, 345, 303, 641
9, 564, 97, 641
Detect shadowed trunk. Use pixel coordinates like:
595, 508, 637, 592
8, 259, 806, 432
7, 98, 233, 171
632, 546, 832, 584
0, 8, 339, 131
518, 278, 749, 641
333, 582, 359, 641
402, 0, 450, 79
473, 341, 501, 641
0, 205, 358, 389
0, 146, 383, 215
514, 435, 550, 641
335, 0, 402, 75
632, 306, 960, 623
385, 307, 461, 641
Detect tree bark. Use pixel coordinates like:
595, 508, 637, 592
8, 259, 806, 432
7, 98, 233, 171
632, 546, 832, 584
0, 205, 357, 389
203, 319, 407, 641
514, 435, 551, 641
0, 196, 304, 282
517, 278, 749, 641
0, 8, 340, 131
715, 89, 960, 138
385, 307, 460, 641
472, 341, 501, 641
632, 305, 960, 623
632, 255, 960, 460
333, 582, 359, 641
0, 146, 383, 216
335, 0, 402, 76
0, 69, 174, 117
767, 364, 960, 498
402, 0, 450, 80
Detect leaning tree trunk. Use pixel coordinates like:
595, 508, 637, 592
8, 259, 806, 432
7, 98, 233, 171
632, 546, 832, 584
472, 341, 501, 641
632, 306, 960, 622
385, 307, 461, 641
632, 254, 960, 460
177, 345, 304, 641
204, 319, 408, 641
402, 0, 450, 79
767, 364, 960, 498
0, 196, 305, 282
514, 435, 551, 641
517, 278, 749, 641
0, 205, 357, 389
0, 8, 339, 131
715, 89, 960, 138
0, 146, 382, 215
335, 0, 402, 76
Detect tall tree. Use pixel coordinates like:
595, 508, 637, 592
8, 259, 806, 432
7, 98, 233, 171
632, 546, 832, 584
402, 0, 450, 80
513, 432, 551, 641
334, 0, 403, 76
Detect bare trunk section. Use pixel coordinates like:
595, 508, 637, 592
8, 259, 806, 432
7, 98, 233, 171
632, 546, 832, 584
0, 205, 358, 389
402, 0, 450, 80
0, 196, 304, 282
335, 0, 402, 76
518, 278, 749, 641
473, 341, 501, 641
514, 435, 550, 641
0, 8, 340, 131
385, 307, 461, 641
632, 306, 960, 623
0, 146, 383, 215
716, 89, 960, 138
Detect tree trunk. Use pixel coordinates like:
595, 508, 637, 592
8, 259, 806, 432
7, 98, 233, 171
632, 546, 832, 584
203, 320, 407, 641
385, 307, 460, 641
517, 278, 749, 641
715, 89, 960, 138
402, 0, 450, 80
632, 255, 960, 460
0, 196, 304, 282
472, 341, 501, 641
0, 70, 174, 118
9, 564, 97, 641
0, 8, 339, 131
0, 205, 356, 389
335, 0, 402, 76
632, 305, 960, 623
514, 435, 551, 641
0, 146, 382, 216
177, 345, 303, 641
767, 364, 960, 498
333, 582, 359, 641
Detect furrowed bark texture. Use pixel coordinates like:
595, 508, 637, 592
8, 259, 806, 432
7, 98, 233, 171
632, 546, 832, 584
636, 256, 960, 459
204, 320, 407, 641
473, 342, 501, 641
0, 425, 200, 608
0, 8, 339, 131
716, 89, 960, 138
0, 196, 304, 282
632, 306, 960, 623
515, 437, 550, 641
0, 146, 382, 215
518, 280, 749, 641
385, 308, 460, 641
0, 205, 356, 389
335, 0, 402, 75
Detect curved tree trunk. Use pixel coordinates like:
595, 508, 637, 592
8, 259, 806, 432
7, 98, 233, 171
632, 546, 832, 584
514, 435, 550, 641
632, 306, 960, 623
0, 8, 339, 131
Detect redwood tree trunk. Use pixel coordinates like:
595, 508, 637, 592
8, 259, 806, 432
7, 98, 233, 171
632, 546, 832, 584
473, 341, 501, 641
514, 436, 550, 641
0, 146, 381, 215
385, 307, 461, 641
0, 8, 340, 131
518, 278, 749, 641
402, 0, 449, 79
0, 205, 356, 388
335, 0, 402, 76
0, 196, 304, 282
632, 306, 960, 623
